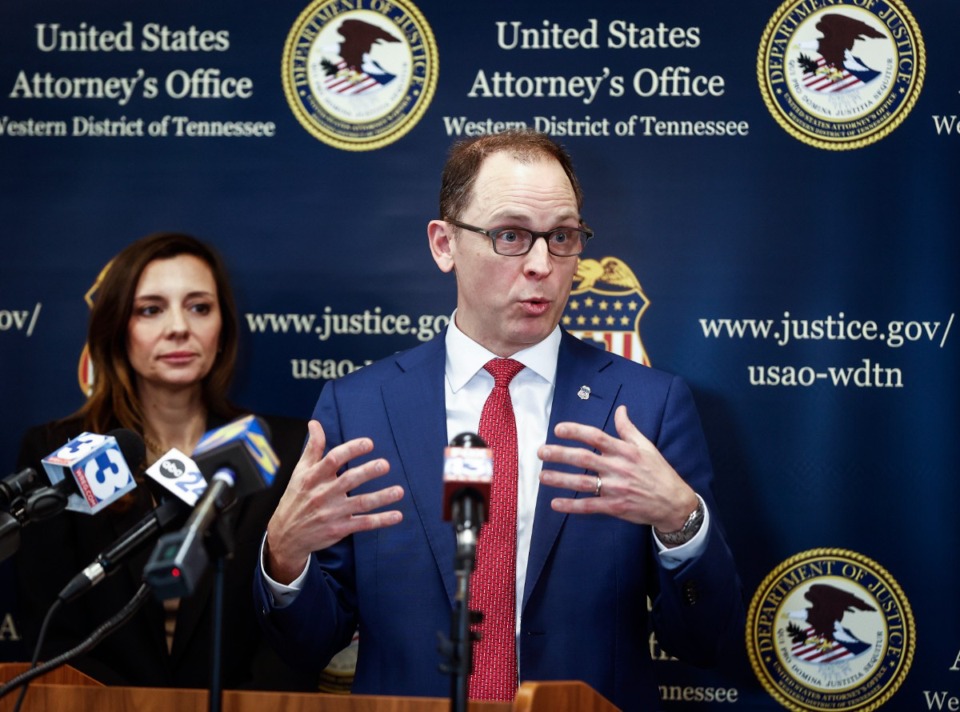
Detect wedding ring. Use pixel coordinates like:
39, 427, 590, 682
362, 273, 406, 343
594, 476, 602, 497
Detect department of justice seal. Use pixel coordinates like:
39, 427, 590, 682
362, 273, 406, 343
563, 256, 651, 366
747, 549, 915, 711
757, 0, 925, 150
282, 0, 438, 151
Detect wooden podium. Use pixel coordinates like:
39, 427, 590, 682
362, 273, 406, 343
0, 664, 621, 712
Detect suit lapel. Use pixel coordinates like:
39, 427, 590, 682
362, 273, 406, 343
523, 333, 620, 611
381, 338, 458, 603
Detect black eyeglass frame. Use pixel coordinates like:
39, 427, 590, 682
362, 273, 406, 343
443, 218, 593, 257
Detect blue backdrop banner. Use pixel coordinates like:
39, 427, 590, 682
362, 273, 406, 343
2, 1, 958, 709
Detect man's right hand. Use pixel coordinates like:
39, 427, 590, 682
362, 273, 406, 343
265, 419, 404, 584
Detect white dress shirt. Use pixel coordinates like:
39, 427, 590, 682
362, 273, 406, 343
443, 318, 558, 633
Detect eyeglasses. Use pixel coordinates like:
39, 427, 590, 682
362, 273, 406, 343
444, 218, 593, 257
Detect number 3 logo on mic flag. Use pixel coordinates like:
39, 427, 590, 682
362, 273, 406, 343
52, 433, 103, 461
43, 432, 137, 514
83, 448, 134, 502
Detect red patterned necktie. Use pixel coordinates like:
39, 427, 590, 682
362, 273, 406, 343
469, 357, 525, 701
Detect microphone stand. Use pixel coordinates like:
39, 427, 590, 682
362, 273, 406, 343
439, 494, 485, 712
210, 555, 226, 712
207, 506, 238, 712
448, 553, 479, 712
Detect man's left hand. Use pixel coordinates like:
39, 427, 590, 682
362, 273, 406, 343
538, 404, 699, 532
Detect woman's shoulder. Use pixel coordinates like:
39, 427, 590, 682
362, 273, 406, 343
21, 414, 85, 442
16, 415, 87, 470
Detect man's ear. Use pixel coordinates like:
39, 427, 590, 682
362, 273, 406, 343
427, 219, 455, 273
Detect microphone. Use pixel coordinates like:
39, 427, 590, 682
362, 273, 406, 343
0, 470, 40, 559
438, 433, 491, 699
55, 450, 204, 603
57, 498, 186, 603
36, 429, 143, 516
143, 415, 278, 599
0, 429, 144, 569
191, 415, 278, 497
442, 432, 493, 565
0, 468, 40, 509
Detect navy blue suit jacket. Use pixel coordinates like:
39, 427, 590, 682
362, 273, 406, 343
256, 331, 744, 710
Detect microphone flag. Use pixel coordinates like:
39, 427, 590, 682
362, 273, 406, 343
41, 432, 136, 514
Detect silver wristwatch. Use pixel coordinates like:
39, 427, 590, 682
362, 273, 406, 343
654, 498, 705, 547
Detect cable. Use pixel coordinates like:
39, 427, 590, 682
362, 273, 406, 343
11, 596, 62, 712
0, 584, 151, 700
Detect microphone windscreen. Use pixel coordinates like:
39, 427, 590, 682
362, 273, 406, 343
107, 428, 146, 472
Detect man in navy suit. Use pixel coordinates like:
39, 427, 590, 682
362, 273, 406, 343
255, 130, 745, 710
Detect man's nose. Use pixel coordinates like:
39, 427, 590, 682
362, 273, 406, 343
523, 237, 555, 276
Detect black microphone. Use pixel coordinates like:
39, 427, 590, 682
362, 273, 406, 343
0, 469, 40, 562
442, 432, 493, 565
438, 433, 492, 704
144, 472, 235, 600
0, 468, 40, 509
0, 430, 145, 564
57, 497, 186, 603
143, 416, 278, 599
55, 449, 203, 603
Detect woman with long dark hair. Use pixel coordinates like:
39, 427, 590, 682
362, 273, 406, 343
14, 232, 314, 690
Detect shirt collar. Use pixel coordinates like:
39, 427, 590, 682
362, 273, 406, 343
445, 311, 561, 392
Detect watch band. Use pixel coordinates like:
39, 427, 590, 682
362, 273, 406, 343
654, 497, 705, 546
